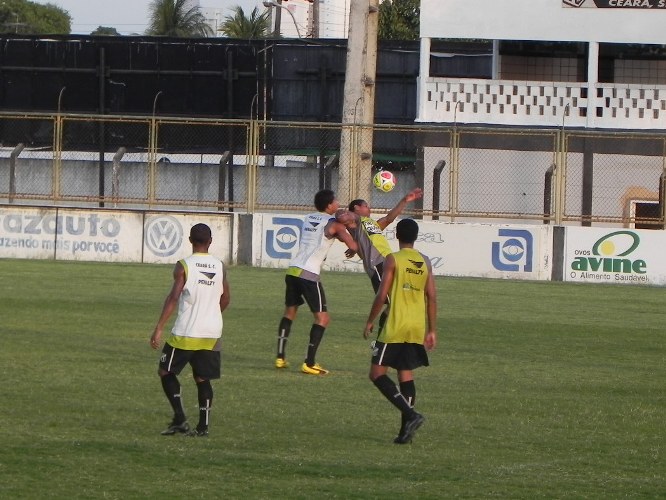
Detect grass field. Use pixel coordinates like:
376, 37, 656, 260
1, 259, 664, 499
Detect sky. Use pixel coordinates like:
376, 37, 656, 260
34, 0, 265, 35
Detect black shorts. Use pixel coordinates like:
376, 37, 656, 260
159, 344, 221, 379
371, 341, 429, 371
370, 262, 384, 294
284, 274, 327, 312
369, 263, 389, 306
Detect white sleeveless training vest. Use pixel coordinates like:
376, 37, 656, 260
172, 253, 224, 339
289, 212, 335, 276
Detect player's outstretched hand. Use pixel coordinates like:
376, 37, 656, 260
345, 248, 356, 259
405, 188, 423, 203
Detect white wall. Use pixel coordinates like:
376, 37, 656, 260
254, 212, 554, 280
421, 0, 666, 44
0, 207, 234, 264
4, 206, 666, 286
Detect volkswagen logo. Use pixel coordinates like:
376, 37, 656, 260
145, 216, 183, 257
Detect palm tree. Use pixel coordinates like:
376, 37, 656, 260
219, 6, 270, 39
146, 0, 214, 37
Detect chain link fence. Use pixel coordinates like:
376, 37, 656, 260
563, 132, 666, 227
0, 111, 664, 227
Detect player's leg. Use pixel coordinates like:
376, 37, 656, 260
369, 343, 424, 443
301, 280, 330, 374
276, 276, 303, 368
396, 370, 416, 443
188, 350, 221, 437
192, 377, 212, 436
393, 344, 430, 443
276, 306, 298, 368
158, 345, 191, 435
370, 263, 389, 332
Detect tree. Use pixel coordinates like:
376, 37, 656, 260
91, 26, 120, 36
378, 0, 419, 41
0, 0, 70, 34
219, 6, 270, 40
146, 0, 213, 37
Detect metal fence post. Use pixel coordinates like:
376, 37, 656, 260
543, 164, 554, 224
553, 130, 566, 225
54, 88, 66, 204
432, 160, 446, 220
218, 151, 230, 211
8, 143, 24, 204
246, 120, 259, 214
322, 155, 338, 191
53, 115, 63, 203
449, 128, 460, 222
148, 92, 162, 208
658, 172, 665, 229
112, 147, 126, 208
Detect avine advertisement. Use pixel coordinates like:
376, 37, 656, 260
564, 227, 666, 285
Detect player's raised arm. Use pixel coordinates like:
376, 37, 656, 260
327, 219, 358, 253
377, 187, 423, 230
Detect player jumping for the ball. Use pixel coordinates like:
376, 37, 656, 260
340, 187, 422, 331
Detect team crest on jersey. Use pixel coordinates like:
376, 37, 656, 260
304, 220, 322, 232
408, 259, 424, 268
362, 219, 382, 235
200, 272, 216, 279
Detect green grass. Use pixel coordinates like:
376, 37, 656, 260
1, 260, 664, 499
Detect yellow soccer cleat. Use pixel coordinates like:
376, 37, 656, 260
300, 363, 330, 375
275, 358, 289, 369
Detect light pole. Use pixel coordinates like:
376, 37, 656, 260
263, 0, 302, 38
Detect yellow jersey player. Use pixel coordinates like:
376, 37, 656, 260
363, 218, 437, 444
344, 188, 422, 330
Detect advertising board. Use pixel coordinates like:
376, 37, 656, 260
564, 227, 666, 285
0, 207, 234, 265
257, 213, 552, 281
0, 207, 143, 262
143, 213, 232, 265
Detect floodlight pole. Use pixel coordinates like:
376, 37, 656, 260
263, 0, 301, 38
339, 0, 379, 203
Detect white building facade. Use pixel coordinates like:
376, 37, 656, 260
264, 0, 350, 39
419, 0, 666, 130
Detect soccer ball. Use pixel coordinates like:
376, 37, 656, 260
373, 170, 396, 192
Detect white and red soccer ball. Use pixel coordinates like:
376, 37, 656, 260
373, 170, 396, 192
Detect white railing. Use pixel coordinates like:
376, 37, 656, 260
419, 78, 666, 130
